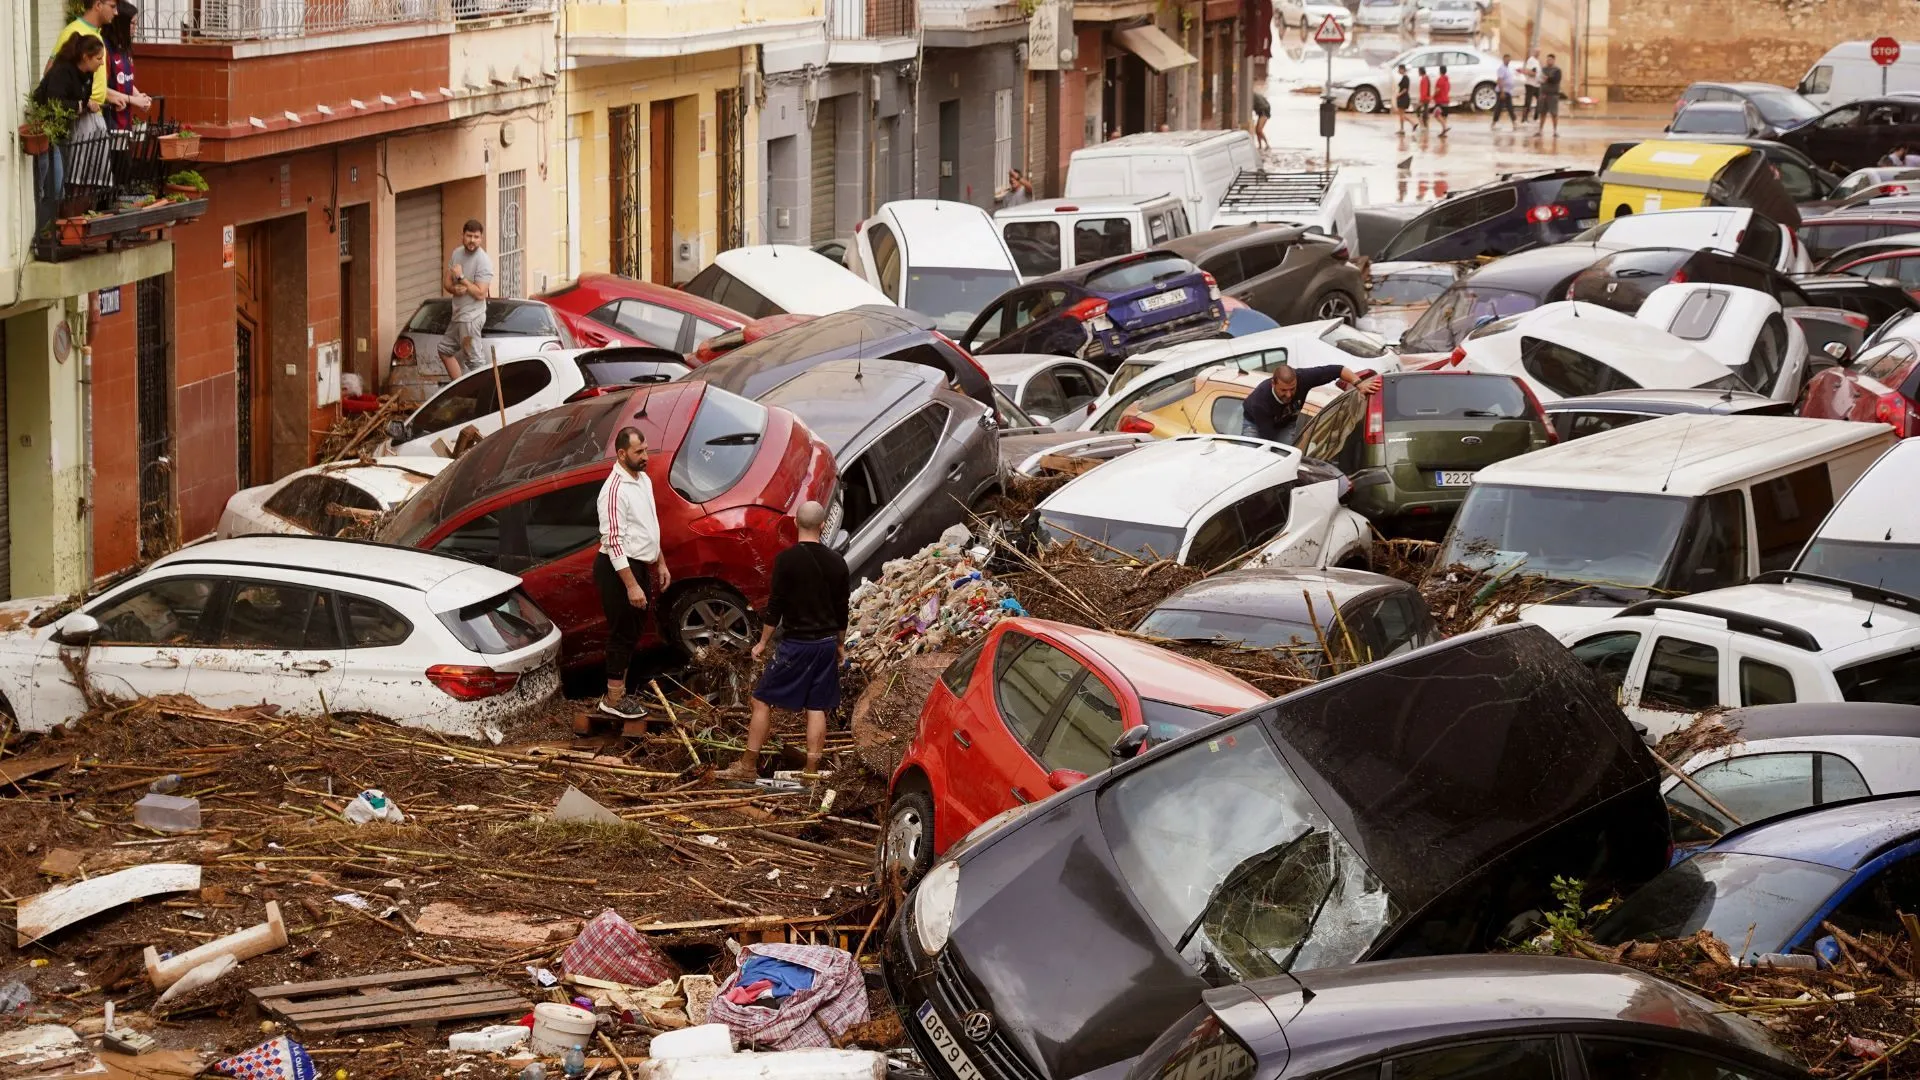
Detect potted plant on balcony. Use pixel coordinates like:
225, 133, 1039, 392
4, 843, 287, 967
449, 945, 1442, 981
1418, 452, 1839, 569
164, 169, 208, 198
158, 130, 200, 160
19, 97, 76, 156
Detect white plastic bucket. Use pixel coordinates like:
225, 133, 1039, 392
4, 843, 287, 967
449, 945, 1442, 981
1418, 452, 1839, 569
529, 1003, 596, 1054
635, 1049, 887, 1080
647, 1025, 735, 1060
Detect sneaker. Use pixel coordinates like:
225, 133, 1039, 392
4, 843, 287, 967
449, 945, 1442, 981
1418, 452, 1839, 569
596, 695, 649, 720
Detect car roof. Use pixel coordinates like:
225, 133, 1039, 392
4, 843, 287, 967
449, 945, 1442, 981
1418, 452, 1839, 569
1543, 387, 1782, 414
1688, 81, 1798, 94
995, 195, 1179, 218
1037, 248, 1194, 287
1812, 439, 1919, 542
1710, 793, 1920, 869
1474, 414, 1888, 496
542, 273, 747, 325
871, 200, 1012, 270
1459, 242, 1614, 289
309, 457, 452, 503
757, 357, 938, 455
976, 353, 1101, 383
1471, 301, 1733, 379
1676, 101, 1754, 113
1232, 955, 1783, 1068
1703, 702, 1920, 743
1629, 577, 1920, 655
1040, 437, 1295, 527
1002, 617, 1267, 711
1118, 321, 1341, 372
1149, 567, 1412, 623
149, 536, 522, 612
709, 245, 893, 314
1160, 223, 1308, 258
689, 306, 936, 398
1071, 130, 1250, 153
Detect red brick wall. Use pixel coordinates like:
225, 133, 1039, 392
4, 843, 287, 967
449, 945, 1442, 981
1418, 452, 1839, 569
91, 294, 142, 574
137, 38, 450, 137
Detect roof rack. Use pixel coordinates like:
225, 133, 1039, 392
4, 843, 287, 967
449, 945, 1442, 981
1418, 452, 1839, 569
1217, 170, 1336, 212
1615, 598, 1822, 652
1751, 570, 1920, 614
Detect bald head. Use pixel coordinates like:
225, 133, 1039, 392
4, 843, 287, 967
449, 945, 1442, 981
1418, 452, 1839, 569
795, 500, 828, 537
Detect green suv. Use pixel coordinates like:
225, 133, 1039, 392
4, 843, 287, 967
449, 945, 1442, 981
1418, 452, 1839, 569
1293, 370, 1554, 529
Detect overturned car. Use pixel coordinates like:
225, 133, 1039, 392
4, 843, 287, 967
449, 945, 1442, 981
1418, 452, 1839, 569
882, 623, 1669, 1080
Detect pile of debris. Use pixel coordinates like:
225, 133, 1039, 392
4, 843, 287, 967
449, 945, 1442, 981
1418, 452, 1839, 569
843, 528, 1019, 672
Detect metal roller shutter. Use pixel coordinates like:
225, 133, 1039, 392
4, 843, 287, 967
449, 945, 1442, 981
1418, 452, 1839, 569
394, 188, 444, 325
810, 102, 838, 244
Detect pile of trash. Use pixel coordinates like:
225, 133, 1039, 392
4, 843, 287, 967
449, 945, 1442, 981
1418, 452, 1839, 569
843, 527, 1024, 671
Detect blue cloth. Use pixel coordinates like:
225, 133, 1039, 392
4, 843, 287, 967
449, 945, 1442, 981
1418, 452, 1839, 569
739, 954, 817, 999
752, 635, 842, 712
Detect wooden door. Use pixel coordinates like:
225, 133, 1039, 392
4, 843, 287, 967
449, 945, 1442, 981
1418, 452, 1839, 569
649, 100, 674, 285
232, 224, 270, 489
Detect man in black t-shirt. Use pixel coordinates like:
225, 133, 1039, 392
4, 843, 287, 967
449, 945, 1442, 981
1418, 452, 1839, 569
1241, 363, 1382, 445
721, 500, 851, 780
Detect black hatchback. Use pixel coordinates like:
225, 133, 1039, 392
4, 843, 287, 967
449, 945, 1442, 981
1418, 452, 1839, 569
882, 623, 1669, 1080
1376, 170, 1603, 264
1566, 246, 1815, 314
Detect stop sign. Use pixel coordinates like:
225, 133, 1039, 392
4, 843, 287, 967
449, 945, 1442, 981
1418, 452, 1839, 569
1871, 36, 1901, 66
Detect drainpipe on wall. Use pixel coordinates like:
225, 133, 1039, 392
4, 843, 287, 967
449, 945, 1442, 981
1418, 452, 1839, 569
1526, 0, 1545, 58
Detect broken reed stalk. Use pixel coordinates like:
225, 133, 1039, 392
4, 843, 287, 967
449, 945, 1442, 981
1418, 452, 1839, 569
1647, 747, 1745, 831
599, 1032, 636, 1080
1325, 590, 1364, 672
650, 679, 700, 767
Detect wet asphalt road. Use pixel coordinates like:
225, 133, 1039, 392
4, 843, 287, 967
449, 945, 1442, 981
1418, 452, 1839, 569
1256, 18, 1672, 209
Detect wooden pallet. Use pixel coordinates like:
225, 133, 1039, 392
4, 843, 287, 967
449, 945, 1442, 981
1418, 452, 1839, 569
249, 965, 527, 1034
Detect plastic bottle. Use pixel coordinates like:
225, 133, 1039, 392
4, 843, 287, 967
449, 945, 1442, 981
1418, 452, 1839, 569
562, 1046, 586, 1078
148, 774, 182, 794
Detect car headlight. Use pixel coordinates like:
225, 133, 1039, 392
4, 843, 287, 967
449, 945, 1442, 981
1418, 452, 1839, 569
913, 860, 961, 956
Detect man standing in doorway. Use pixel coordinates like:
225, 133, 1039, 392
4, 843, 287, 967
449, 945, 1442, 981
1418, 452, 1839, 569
1492, 55, 1519, 130
440, 219, 494, 379
1537, 54, 1564, 137
1241, 363, 1384, 446
722, 501, 850, 781
594, 426, 670, 721
1433, 66, 1452, 136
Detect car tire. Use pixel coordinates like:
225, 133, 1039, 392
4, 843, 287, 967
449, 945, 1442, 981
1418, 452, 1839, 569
879, 787, 937, 891
664, 582, 755, 658
1313, 290, 1361, 324
1472, 81, 1498, 112
1351, 86, 1382, 114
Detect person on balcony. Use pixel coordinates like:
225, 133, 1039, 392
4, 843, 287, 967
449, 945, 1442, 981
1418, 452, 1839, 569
51, 0, 119, 113
102, 1, 154, 134
32, 34, 108, 233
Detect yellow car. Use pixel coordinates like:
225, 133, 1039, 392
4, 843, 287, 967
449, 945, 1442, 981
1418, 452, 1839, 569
1116, 366, 1270, 438
1597, 140, 1801, 226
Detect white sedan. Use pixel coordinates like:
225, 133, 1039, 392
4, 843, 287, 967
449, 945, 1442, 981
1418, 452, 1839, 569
217, 458, 451, 539
975, 354, 1113, 431
0, 536, 560, 740
1276, 0, 1354, 34
1332, 45, 1502, 114
1452, 301, 1749, 403
382, 345, 688, 457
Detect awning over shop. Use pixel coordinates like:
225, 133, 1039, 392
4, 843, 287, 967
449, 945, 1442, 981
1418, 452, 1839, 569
1115, 25, 1198, 71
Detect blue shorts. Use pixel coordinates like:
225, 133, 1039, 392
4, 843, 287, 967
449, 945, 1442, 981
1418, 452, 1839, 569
752, 636, 842, 712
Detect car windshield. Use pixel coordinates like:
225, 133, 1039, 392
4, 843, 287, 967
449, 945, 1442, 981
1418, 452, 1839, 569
484, 302, 561, 337
1674, 107, 1752, 134
1371, 272, 1454, 306
1087, 254, 1200, 292
1136, 607, 1323, 657
1797, 539, 1920, 601
1100, 722, 1397, 983
1402, 286, 1543, 352
1591, 852, 1849, 958
1386, 374, 1530, 420
1439, 484, 1694, 599
1748, 90, 1821, 127
1037, 509, 1187, 562
1320, 322, 1388, 358
668, 386, 768, 503
905, 268, 1021, 334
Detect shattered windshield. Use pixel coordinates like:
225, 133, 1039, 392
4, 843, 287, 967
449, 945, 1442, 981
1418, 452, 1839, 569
1099, 722, 1397, 983
1401, 286, 1542, 353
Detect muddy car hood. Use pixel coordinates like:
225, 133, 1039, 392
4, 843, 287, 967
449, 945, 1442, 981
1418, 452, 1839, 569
937, 623, 1663, 1080
0, 597, 70, 638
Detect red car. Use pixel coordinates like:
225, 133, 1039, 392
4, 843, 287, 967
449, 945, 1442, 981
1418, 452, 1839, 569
1830, 248, 1920, 301
377, 382, 837, 667
879, 617, 1266, 883
690, 313, 817, 365
538, 273, 749, 353
1800, 332, 1920, 436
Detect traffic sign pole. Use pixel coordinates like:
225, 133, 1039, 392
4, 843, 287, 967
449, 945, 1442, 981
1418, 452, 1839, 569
1871, 37, 1901, 95
1313, 14, 1346, 177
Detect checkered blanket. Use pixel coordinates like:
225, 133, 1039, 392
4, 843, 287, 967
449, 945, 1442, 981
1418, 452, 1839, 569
211, 1037, 317, 1080
708, 943, 870, 1051
562, 909, 682, 987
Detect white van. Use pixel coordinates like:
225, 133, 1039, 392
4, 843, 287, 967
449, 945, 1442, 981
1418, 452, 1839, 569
1794, 437, 1915, 596
1800, 41, 1920, 110
1435, 413, 1897, 636
682, 245, 891, 318
993, 195, 1192, 279
844, 200, 1023, 335
1063, 130, 1260, 230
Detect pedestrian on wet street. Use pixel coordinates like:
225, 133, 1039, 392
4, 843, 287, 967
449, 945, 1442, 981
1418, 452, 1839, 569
1241, 364, 1384, 446
1521, 53, 1542, 121
1394, 64, 1412, 134
594, 426, 670, 721
1433, 66, 1452, 136
1252, 90, 1272, 150
1492, 54, 1519, 129
722, 501, 850, 781
1416, 67, 1432, 131
1537, 53, 1564, 136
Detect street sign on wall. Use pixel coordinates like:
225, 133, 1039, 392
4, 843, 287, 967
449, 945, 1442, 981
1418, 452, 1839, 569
1028, 0, 1074, 70
1871, 37, 1901, 66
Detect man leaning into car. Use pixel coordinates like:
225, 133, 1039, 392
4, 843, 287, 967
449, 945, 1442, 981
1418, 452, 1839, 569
1242, 364, 1383, 445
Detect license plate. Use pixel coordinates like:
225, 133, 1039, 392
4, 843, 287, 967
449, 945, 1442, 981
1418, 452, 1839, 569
1435, 470, 1475, 487
1137, 289, 1189, 312
1577, 217, 1599, 229
918, 1003, 985, 1080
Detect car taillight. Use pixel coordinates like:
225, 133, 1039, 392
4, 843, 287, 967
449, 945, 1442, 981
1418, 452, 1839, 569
1843, 312, 1870, 330
426, 664, 520, 701
1201, 272, 1222, 301
1670, 268, 1689, 284
1065, 297, 1110, 322
392, 336, 416, 362
1119, 414, 1156, 434
1052, 205, 1080, 213
1514, 378, 1557, 443
1363, 392, 1385, 445
565, 386, 619, 403
1447, 345, 1467, 368
1874, 392, 1917, 437
1527, 204, 1570, 224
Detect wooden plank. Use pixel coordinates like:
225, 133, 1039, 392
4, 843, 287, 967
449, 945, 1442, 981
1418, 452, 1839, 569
635, 914, 834, 934
270, 984, 516, 1021
248, 966, 478, 1001
1036, 453, 1101, 476
296, 996, 528, 1035
0, 755, 69, 788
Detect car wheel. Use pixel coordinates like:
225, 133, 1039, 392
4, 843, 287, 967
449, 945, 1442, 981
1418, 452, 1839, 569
665, 583, 755, 657
879, 787, 936, 890
1314, 290, 1360, 324
1472, 82, 1498, 112
1351, 86, 1382, 114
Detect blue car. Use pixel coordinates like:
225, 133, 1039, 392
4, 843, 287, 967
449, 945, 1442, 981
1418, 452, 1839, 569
1593, 794, 1920, 964
955, 250, 1226, 369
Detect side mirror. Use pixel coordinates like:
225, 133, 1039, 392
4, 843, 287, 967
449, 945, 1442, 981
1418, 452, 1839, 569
1109, 724, 1150, 764
1046, 768, 1089, 792
385, 419, 409, 442
1824, 341, 1852, 364
52, 613, 99, 646
829, 528, 851, 554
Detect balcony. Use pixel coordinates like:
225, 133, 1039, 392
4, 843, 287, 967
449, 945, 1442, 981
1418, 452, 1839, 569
920, 0, 1026, 44
137, 0, 553, 45
563, 0, 823, 58
825, 0, 917, 62
29, 112, 208, 263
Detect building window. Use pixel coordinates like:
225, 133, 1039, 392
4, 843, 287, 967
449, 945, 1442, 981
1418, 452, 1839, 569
497, 169, 526, 298
994, 89, 1014, 189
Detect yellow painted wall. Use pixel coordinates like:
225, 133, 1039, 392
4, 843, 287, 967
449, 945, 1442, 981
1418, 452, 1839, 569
565, 0, 819, 40
549, 48, 760, 286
